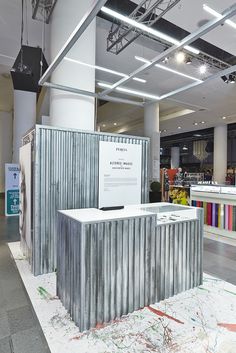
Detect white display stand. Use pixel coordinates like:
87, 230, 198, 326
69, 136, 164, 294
191, 185, 236, 243
5, 164, 20, 216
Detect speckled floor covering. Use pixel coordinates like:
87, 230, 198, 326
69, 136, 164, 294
8, 241, 236, 353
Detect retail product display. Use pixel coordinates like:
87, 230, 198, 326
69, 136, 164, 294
19, 125, 149, 275
57, 203, 203, 331
161, 168, 205, 204
191, 185, 236, 240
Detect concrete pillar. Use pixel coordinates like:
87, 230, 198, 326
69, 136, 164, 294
49, 0, 96, 130
13, 90, 36, 163
213, 125, 227, 184
144, 102, 160, 181
0, 111, 13, 192
171, 147, 180, 169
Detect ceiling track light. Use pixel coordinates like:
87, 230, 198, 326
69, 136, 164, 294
101, 7, 200, 55
135, 56, 202, 82
221, 74, 236, 83
65, 57, 129, 78
132, 77, 147, 83
97, 82, 160, 100
203, 4, 236, 30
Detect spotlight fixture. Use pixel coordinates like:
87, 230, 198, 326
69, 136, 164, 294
185, 57, 192, 65
222, 116, 227, 120
201, 121, 205, 124
177, 126, 182, 129
135, 56, 202, 82
199, 64, 207, 74
113, 122, 117, 126
229, 74, 235, 83
221, 74, 236, 84
176, 51, 186, 63
193, 122, 198, 126
102, 124, 106, 127
183, 146, 188, 151
221, 75, 229, 83
162, 57, 169, 64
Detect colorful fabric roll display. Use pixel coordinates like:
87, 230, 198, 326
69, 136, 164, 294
192, 201, 236, 231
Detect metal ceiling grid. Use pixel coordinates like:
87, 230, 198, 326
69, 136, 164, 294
106, 0, 181, 55
38, 0, 236, 107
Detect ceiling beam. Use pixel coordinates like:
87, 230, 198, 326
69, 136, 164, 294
43, 82, 144, 106
98, 2, 236, 98
38, 0, 108, 85
155, 63, 236, 102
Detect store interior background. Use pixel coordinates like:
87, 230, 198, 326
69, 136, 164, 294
0, 0, 236, 193
0, 0, 236, 352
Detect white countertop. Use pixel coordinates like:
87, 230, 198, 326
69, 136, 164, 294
59, 202, 198, 225
59, 207, 154, 224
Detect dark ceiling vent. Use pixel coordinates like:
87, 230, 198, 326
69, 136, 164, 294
10, 45, 48, 93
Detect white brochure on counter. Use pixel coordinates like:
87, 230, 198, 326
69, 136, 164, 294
99, 141, 142, 208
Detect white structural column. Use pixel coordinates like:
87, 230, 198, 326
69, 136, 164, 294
213, 125, 227, 184
171, 147, 180, 169
13, 90, 36, 163
144, 102, 160, 180
0, 112, 13, 192
49, 0, 96, 130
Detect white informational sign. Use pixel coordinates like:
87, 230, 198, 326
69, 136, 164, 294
99, 141, 142, 208
5, 163, 20, 216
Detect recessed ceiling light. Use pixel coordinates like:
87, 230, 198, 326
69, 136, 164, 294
194, 134, 202, 137
102, 124, 106, 127
203, 4, 236, 30
133, 77, 147, 83
162, 57, 169, 64
178, 126, 182, 129
199, 64, 207, 74
135, 56, 202, 82
222, 116, 227, 120
97, 82, 160, 100
65, 57, 128, 78
193, 122, 198, 126
101, 7, 200, 54
183, 146, 188, 150
176, 51, 186, 63
114, 122, 117, 126
201, 121, 205, 124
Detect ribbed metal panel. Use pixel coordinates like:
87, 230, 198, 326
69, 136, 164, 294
57, 213, 203, 332
32, 125, 149, 275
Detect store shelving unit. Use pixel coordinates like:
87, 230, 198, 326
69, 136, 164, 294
191, 185, 236, 242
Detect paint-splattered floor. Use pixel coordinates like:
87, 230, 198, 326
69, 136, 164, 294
8, 242, 236, 353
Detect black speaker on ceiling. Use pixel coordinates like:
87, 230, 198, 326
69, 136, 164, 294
10, 45, 48, 93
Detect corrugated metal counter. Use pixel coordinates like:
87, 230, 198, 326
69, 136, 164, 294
57, 203, 204, 332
